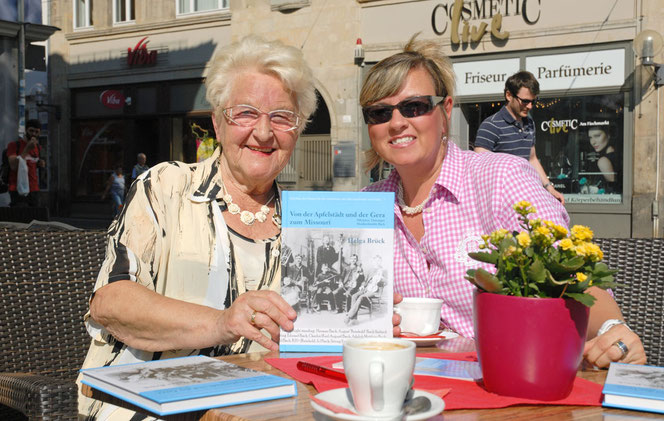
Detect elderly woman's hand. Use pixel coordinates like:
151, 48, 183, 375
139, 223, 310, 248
583, 324, 646, 368
217, 290, 297, 352
392, 292, 403, 337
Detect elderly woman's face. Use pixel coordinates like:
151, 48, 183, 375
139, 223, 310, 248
214, 71, 298, 187
367, 67, 452, 171
588, 128, 609, 152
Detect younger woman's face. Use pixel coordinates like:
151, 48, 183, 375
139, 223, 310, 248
588, 128, 609, 152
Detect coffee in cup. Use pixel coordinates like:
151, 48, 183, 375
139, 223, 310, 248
343, 338, 416, 418
395, 297, 443, 336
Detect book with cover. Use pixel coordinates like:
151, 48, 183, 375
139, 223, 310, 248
80, 355, 297, 416
602, 362, 664, 414
280, 191, 395, 352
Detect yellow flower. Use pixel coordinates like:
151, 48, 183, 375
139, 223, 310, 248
553, 225, 568, 239
576, 272, 588, 282
559, 238, 574, 250
516, 231, 531, 248
575, 242, 603, 262
503, 245, 517, 258
571, 225, 594, 243
490, 229, 510, 244
513, 201, 536, 217
535, 226, 551, 237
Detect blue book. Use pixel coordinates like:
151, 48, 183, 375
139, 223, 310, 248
602, 362, 664, 414
279, 191, 395, 353
80, 355, 297, 416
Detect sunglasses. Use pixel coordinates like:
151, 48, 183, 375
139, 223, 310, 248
512, 93, 538, 106
362, 95, 446, 125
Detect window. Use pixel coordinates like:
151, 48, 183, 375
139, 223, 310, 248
114, 0, 135, 24
74, 0, 93, 29
462, 93, 626, 205
177, 0, 228, 15
532, 94, 625, 205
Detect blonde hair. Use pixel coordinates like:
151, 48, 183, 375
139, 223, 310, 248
205, 35, 317, 134
360, 34, 456, 170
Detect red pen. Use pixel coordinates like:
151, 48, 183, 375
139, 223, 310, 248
297, 360, 347, 382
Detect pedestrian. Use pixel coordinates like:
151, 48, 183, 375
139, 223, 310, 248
131, 152, 149, 182
6, 119, 46, 207
474, 71, 565, 204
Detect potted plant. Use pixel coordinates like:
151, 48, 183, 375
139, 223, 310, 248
466, 201, 617, 400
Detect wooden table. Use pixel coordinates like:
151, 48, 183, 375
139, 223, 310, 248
82, 339, 661, 420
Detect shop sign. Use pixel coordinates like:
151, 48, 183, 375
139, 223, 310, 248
100, 90, 125, 109
431, 0, 542, 45
127, 37, 157, 67
453, 58, 520, 96
525, 49, 625, 91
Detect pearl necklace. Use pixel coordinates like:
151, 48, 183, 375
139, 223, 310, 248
396, 181, 428, 215
221, 185, 276, 226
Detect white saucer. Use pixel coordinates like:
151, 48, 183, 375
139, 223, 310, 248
310, 388, 444, 421
399, 330, 459, 347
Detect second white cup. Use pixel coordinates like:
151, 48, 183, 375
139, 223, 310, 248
395, 297, 444, 336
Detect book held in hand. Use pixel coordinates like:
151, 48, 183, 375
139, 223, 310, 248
602, 362, 664, 414
280, 191, 395, 352
80, 355, 297, 416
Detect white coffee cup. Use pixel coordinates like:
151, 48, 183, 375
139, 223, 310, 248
395, 297, 443, 336
343, 338, 416, 418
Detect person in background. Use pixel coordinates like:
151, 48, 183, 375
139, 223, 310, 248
360, 34, 645, 368
131, 152, 149, 182
586, 125, 621, 193
474, 71, 565, 204
6, 119, 45, 207
101, 165, 126, 217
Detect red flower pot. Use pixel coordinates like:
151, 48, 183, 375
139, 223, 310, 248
473, 291, 590, 400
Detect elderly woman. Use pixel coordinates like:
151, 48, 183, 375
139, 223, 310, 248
77, 36, 317, 419
361, 35, 646, 368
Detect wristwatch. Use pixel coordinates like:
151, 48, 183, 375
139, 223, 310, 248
542, 182, 553, 189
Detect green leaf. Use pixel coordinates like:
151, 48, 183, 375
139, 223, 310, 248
468, 252, 498, 265
473, 268, 502, 292
548, 256, 585, 274
527, 259, 546, 283
564, 292, 597, 307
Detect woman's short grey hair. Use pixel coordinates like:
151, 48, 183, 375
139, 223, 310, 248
205, 35, 317, 133
360, 34, 456, 170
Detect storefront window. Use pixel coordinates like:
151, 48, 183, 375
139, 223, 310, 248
463, 93, 625, 205
71, 120, 127, 200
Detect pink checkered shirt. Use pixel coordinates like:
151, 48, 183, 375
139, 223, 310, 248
364, 142, 569, 338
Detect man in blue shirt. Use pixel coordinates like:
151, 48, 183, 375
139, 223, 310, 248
475, 71, 565, 204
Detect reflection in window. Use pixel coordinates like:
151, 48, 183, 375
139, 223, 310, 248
71, 121, 126, 199
114, 0, 135, 23
74, 0, 93, 28
462, 93, 625, 205
177, 0, 228, 15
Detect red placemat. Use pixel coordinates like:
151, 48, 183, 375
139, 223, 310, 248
265, 352, 603, 410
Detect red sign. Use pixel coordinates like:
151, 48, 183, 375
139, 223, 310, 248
127, 37, 157, 66
100, 90, 125, 109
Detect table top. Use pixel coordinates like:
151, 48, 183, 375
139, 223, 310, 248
82, 339, 662, 420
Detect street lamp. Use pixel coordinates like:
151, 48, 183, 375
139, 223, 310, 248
31, 83, 61, 120
635, 30, 664, 87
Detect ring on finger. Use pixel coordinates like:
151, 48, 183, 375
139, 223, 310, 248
613, 340, 629, 359
250, 310, 258, 326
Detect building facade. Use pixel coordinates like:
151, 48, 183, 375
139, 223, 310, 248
46, 0, 664, 237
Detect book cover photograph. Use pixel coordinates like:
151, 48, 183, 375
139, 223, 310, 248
80, 356, 297, 416
279, 191, 395, 352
